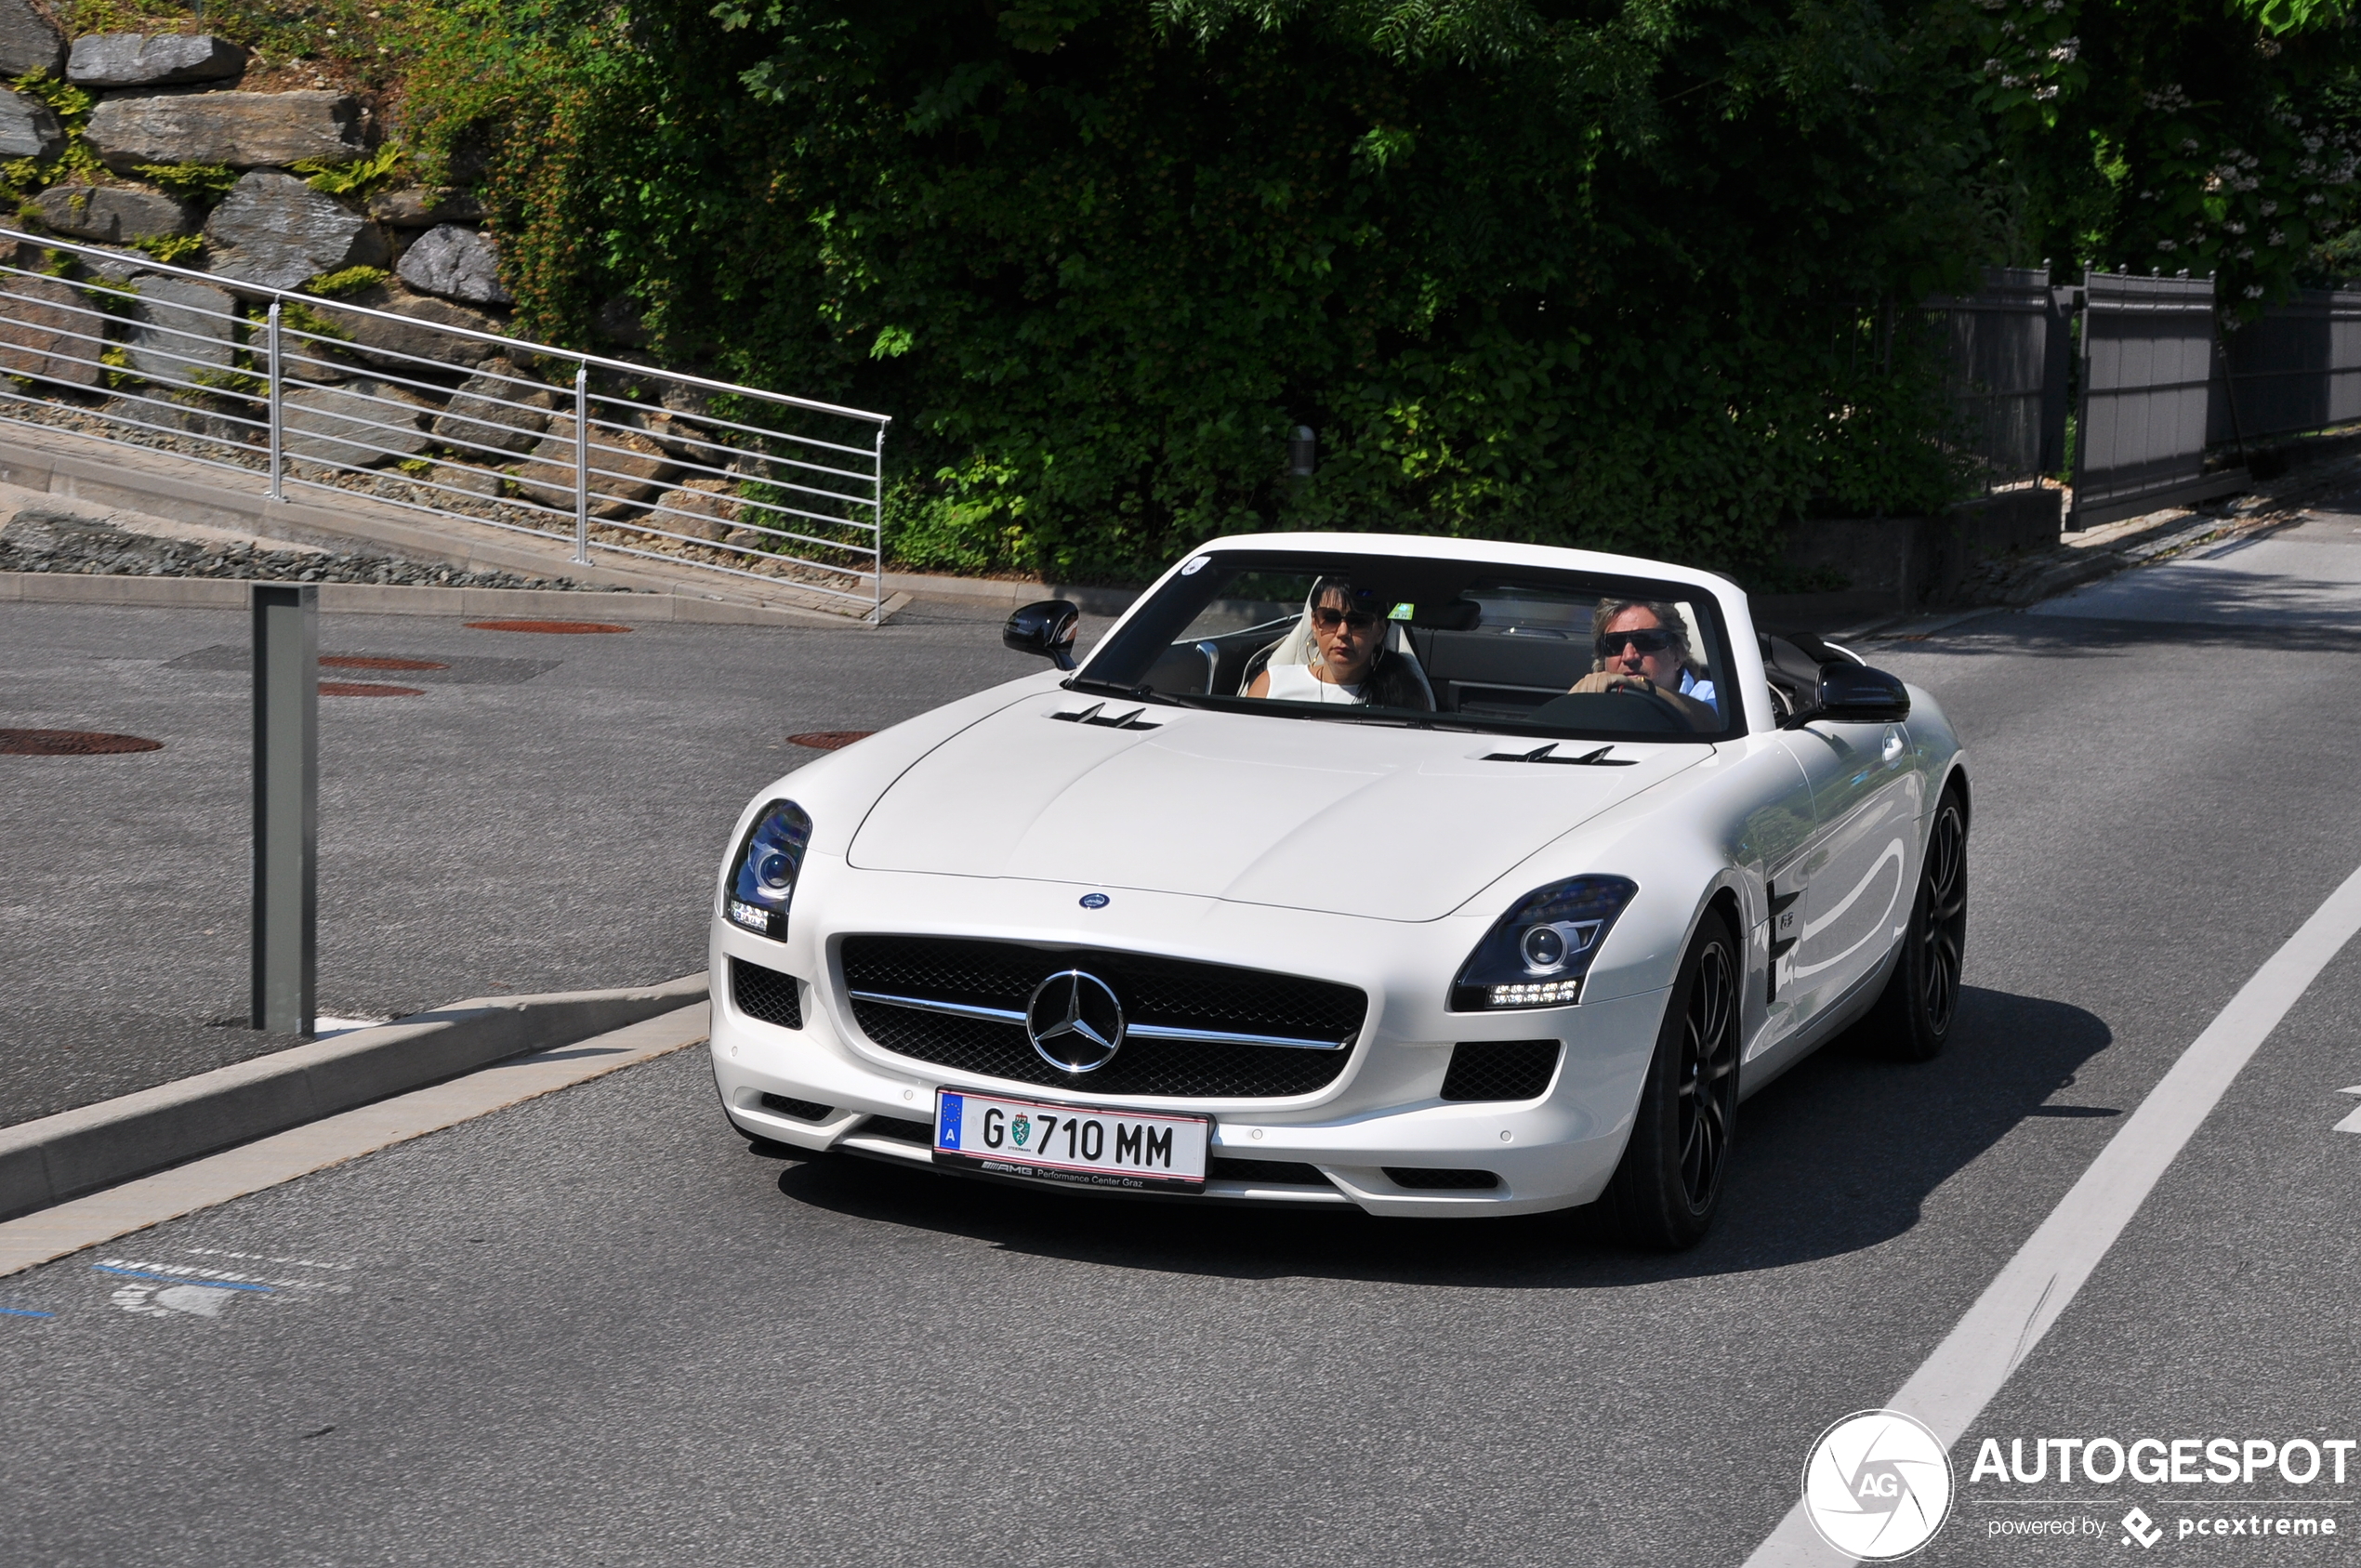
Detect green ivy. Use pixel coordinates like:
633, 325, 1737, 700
292, 145, 406, 200
133, 163, 242, 204
303, 265, 392, 296
129, 233, 204, 264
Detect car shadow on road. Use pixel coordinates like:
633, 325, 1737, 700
761, 984, 2114, 1290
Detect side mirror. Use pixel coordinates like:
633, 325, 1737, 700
1812, 663, 1910, 724
1004, 600, 1080, 671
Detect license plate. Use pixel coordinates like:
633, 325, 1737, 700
933, 1090, 1209, 1192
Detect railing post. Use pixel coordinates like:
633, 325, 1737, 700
266, 299, 284, 502
573, 362, 590, 564
872, 422, 886, 625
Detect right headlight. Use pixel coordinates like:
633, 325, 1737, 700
722, 799, 813, 941
1450, 875, 1639, 1010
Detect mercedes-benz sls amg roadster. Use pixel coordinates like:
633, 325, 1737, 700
708, 534, 1967, 1247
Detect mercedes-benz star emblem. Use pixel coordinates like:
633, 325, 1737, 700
1024, 969, 1126, 1074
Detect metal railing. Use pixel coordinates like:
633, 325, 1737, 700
0, 227, 892, 619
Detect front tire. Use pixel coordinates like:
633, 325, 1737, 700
1866, 785, 1969, 1061
1604, 910, 1741, 1250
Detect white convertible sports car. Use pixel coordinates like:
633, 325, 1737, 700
708, 534, 1967, 1246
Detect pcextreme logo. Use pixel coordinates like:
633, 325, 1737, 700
1802, 1409, 1957, 1561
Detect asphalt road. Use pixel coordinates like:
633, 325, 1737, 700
1, 597, 1099, 1125
5, 521, 2360, 1566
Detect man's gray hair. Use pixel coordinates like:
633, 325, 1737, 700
1589, 600, 1697, 674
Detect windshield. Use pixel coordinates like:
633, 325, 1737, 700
1076, 551, 1741, 742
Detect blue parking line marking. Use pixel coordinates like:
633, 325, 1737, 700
91, 1265, 272, 1292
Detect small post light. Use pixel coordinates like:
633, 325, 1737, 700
1286, 425, 1316, 480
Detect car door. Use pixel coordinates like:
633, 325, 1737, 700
1776, 716, 1922, 1019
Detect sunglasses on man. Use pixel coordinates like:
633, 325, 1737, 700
1597, 627, 1678, 658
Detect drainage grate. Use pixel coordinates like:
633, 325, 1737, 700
0, 728, 162, 755
319, 681, 422, 697
320, 654, 449, 671
1384, 1167, 1500, 1190
787, 731, 875, 750
464, 619, 632, 634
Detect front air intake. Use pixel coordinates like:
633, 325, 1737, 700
732, 957, 804, 1030
1384, 1167, 1500, 1190
1439, 1039, 1562, 1101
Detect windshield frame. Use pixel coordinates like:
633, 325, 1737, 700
1074, 548, 1746, 744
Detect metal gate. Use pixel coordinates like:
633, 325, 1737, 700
2071, 270, 2243, 530
1926, 267, 2052, 492
0, 227, 891, 619
2209, 286, 2361, 447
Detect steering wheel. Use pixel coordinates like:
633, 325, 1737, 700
1601, 677, 1694, 729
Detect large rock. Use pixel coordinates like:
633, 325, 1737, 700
511, 412, 679, 517
204, 170, 386, 293
0, 0, 63, 77
320, 282, 503, 372
68, 33, 246, 87
33, 185, 201, 244
429, 364, 553, 457
281, 378, 430, 468
122, 274, 240, 387
0, 86, 60, 159
88, 90, 364, 172
0, 275, 104, 388
369, 188, 484, 228
395, 223, 509, 306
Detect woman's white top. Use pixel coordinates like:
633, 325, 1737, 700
1261, 663, 1367, 704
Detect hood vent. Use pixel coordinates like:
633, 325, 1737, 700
1050, 703, 1158, 731
1479, 742, 1633, 767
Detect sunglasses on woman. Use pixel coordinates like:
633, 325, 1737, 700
1597, 627, 1677, 657
1312, 606, 1379, 631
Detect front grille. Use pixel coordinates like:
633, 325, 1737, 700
860, 1114, 936, 1145
1440, 1039, 1562, 1101
1208, 1157, 1333, 1187
1385, 1167, 1500, 1190
732, 957, 803, 1030
841, 936, 1366, 1099
757, 1092, 832, 1122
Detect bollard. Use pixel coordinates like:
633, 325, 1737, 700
250, 582, 317, 1035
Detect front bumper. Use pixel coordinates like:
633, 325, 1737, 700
707, 864, 1672, 1219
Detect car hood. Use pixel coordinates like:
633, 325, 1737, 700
847, 694, 1708, 921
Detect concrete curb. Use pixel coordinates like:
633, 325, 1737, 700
0, 971, 707, 1222
0, 571, 908, 626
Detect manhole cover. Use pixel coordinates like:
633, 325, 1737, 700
319, 681, 423, 697
0, 729, 164, 755
320, 655, 449, 671
464, 620, 633, 635
788, 731, 875, 750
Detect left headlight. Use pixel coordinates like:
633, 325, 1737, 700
1450, 875, 1639, 1010
722, 799, 813, 940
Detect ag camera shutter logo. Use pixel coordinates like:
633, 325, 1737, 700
1801, 1408, 1955, 1560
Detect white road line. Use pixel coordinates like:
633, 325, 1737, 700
2337, 1086, 2361, 1135
0, 1002, 709, 1278
1745, 863, 2361, 1566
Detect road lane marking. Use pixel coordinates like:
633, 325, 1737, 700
2338, 1086, 2361, 1134
1746, 861, 2361, 1566
0, 1002, 709, 1279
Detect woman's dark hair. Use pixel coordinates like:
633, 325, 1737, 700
1309, 577, 1430, 710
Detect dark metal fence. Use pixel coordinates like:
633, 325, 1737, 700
2208, 286, 2361, 447
1925, 267, 2051, 492
2068, 271, 2247, 529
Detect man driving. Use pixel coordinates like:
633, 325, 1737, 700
1570, 600, 1720, 730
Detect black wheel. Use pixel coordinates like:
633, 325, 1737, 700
1605, 910, 1741, 1250
1867, 785, 1969, 1061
